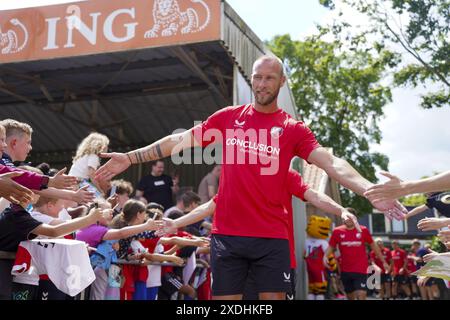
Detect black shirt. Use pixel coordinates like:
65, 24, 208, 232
0, 153, 15, 168
0, 207, 42, 252
426, 192, 450, 217
138, 174, 173, 211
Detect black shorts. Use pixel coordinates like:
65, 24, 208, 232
159, 272, 183, 300
38, 279, 68, 300
11, 283, 38, 300
380, 274, 393, 284
426, 277, 438, 287
340, 272, 368, 293
0, 259, 13, 300
243, 269, 296, 300
287, 269, 297, 300
211, 234, 291, 296
394, 275, 409, 285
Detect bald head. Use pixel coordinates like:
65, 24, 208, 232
252, 56, 285, 77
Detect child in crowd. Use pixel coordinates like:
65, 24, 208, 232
130, 203, 184, 300
157, 211, 210, 300
75, 199, 163, 300
109, 200, 164, 300
69, 133, 110, 197
107, 179, 134, 216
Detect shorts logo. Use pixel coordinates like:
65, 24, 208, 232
361, 283, 366, 288
270, 126, 284, 138
234, 120, 245, 128
283, 272, 291, 283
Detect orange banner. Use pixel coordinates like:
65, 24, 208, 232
0, 0, 221, 64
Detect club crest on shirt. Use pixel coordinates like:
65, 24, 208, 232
270, 126, 284, 138
234, 120, 245, 128
340, 234, 345, 239
356, 233, 362, 239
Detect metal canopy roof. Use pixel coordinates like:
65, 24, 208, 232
0, 0, 298, 178
0, 41, 234, 157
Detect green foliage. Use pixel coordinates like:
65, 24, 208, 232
430, 236, 446, 253
320, 0, 449, 109
400, 194, 427, 206
268, 31, 395, 214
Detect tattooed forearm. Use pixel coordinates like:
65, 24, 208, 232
127, 144, 164, 164
125, 131, 194, 165
156, 145, 163, 158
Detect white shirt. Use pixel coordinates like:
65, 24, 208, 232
58, 209, 72, 221
30, 211, 54, 225
130, 240, 163, 288
12, 239, 95, 296
13, 211, 55, 286
69, 154, 100, 179
147, 244, 164, 288
305, 237, 329, 256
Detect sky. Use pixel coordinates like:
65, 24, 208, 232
1, 0, 449, 182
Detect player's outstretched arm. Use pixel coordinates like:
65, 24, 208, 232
95, 129, 199, 181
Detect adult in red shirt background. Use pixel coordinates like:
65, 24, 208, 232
325, 210, 389, 300
369, 238, 393, 300
391, 240, 412, 299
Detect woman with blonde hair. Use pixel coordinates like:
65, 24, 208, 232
69, 133, 109, 196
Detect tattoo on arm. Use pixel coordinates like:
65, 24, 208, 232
129, 144, 164, 164
136, 151, 144, 164
156, 145, 163, 158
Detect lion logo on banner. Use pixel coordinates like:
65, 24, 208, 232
144, 0, 211, 38
0, 18, 28, 54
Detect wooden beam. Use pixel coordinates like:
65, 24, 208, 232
0, 85, 35, 104
0, 68, 80, 103
0, 78, 210, 106
39, 83, 54, 102
171, 46, 230, 105
213, 66, 229, 98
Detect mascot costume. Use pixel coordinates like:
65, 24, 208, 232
304, 215, 335, 300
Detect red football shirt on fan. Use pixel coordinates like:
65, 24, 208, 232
406, 252, 418, 274
391, 248, 407, 275
133, 237, 163, 283
283, 169, 309, 269
329, 225, 374, 274
161, 230, 193, 275
370, 247, 392, 273
193, 104, 321, 239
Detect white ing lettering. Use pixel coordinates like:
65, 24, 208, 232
65, 13, 101, 48
104, 8, 138, 43
43, 17, 60, 50
44, 7, 139, 50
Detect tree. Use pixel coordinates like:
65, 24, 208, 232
400, 194, 427, 206
320, 0, 450, 109
268, 31, 397, 214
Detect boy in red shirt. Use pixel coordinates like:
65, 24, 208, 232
391, 240, 412, 299
369, 238, 393, 300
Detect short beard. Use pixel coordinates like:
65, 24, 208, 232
254, 87, 280, 106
